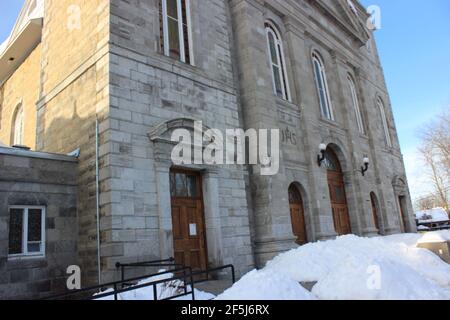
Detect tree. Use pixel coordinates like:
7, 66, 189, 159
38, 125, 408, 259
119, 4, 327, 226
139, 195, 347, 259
417, 109, 450, 214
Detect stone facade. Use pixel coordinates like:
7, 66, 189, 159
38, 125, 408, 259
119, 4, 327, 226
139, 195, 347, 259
0, 0, 416, 298
0, 44, 41, 148
0, 147, 78, 299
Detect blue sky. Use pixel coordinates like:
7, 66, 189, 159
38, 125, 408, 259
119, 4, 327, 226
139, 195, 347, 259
1, 1, 449, 200
360, 0, 450, 199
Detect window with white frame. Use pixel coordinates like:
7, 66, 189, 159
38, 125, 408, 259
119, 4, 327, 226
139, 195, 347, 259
312, 52, 334, 120
265, 22, 291, 101
377, 98, 392, 148
8, 206, 46, 258
347, 75, 365, 134
12, 105, 24, 146
159, 0, 194, 65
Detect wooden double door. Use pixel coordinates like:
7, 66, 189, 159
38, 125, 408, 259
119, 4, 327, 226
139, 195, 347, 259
170, 169, 208, 271
325, 148, 352, 236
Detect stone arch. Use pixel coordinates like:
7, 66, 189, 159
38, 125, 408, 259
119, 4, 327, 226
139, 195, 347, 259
323, 140, 350, 174
392, 175, 412, 233
323, 144, 353, 235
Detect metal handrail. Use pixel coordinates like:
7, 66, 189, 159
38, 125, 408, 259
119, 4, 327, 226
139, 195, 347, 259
42, 261, 236, 301
191, 264, 236, 285
115, 257, 184, 287
90, 270, 195, 301
43, 267, 193, 300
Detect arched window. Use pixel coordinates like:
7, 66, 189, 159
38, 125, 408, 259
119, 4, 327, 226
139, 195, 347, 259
12, 105, 24, 146
312, 52, 333, 120
159, 0, 193, 65
377, 98, 392, 148
347, 75, 365, 134
265, 22, 290, 101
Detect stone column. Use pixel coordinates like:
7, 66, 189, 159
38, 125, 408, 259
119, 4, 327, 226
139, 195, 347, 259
284, 25, 338, 241
202, 169, 224, 267
153, 141, 175, 259
230, 0, 296, 267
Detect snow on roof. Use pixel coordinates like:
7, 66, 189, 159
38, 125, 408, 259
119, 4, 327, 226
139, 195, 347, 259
416, 208, 450, 223
0, 0, 44, 57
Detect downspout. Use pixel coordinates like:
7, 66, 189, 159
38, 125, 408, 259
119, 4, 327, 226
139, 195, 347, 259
95, 118, 102, 285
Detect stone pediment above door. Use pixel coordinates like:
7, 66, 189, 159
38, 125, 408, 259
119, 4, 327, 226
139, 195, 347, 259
148, 118, 222, 164
309, 0, 371, 46
148, 118, 215, 144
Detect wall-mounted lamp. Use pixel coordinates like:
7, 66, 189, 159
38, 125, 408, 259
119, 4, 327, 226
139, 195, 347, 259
317, 143, 327, 167
361, 156, 370, 176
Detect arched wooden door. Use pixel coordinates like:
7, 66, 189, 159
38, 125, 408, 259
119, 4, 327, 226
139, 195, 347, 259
398, 196, 408, 233
370, 192, 380, 233
324, 148, 352, 235
289, 184, 308, 245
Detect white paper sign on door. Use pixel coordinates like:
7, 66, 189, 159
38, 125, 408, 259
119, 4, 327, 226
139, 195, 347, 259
189, 223, 197, 236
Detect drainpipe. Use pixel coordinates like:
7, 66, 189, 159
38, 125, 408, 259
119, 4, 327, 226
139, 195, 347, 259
95, 118, 102, 285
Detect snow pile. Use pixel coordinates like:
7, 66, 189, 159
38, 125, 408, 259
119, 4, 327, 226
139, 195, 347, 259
217, 233, 450, 300
416, 208, 449, 223
417, 231, 450, 244
216, 270, 315, 301
95, 271, 214, 301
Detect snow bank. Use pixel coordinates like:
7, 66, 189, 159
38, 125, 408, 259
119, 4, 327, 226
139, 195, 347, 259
312, 257, 450, 300
216, 270, 315, 300
218, 233, 450, 300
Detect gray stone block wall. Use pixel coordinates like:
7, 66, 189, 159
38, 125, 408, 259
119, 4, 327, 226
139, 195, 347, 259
101, 0, 255, 281
0, 0, 416, 298
101, 0, 415, 274
0, 149, 78, 299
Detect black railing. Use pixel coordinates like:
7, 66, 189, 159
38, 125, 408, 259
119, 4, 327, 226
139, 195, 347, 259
43, 266, 194, 301
192, 265, 236, 285
42, 261, 236, 301
115, 258, 184, 288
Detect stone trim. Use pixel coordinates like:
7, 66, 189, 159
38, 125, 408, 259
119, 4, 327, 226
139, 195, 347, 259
0, 146, 77, 163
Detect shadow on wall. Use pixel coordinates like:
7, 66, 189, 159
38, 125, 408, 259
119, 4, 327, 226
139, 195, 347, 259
38, 101, 101, 287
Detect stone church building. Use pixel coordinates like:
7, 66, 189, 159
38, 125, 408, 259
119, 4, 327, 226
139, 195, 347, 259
0, 0, 415, 298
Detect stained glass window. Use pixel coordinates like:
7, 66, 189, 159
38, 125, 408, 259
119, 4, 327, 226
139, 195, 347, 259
323, 149, 341, 172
